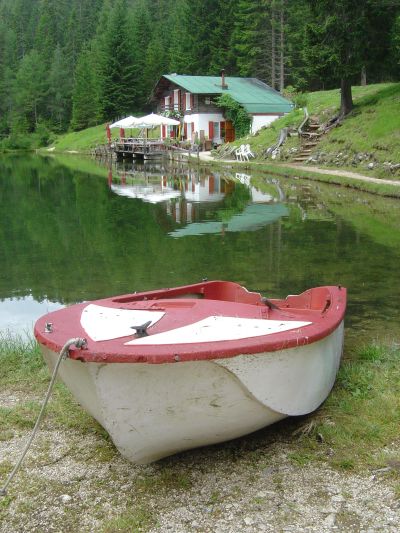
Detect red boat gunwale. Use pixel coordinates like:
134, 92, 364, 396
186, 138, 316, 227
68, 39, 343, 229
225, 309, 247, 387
34, 282, 347, 364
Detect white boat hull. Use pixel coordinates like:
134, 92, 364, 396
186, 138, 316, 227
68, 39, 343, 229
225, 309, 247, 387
41, 321, 344, 463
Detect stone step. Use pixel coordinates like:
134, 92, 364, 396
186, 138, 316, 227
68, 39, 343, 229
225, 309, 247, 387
301, 132, 322, 139
293, 156, 311, 162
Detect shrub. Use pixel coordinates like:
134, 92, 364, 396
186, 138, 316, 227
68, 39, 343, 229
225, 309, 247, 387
214, 94, 251, 138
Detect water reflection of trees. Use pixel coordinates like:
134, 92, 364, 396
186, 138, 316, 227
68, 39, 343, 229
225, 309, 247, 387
1, 155, 400, 342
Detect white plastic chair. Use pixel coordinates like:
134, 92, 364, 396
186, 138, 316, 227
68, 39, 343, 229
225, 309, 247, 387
235, 144, 248, 161
235, 145, 244, 161
244, 144, 255, 159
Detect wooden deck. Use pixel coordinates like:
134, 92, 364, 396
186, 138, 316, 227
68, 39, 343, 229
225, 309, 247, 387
92, 138, 200, 161
114, 138, 167, 159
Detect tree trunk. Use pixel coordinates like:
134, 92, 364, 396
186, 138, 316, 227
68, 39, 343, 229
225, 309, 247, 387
361, 65, 367, 86
340, 78, 353, 117
271, 7, 276, 90
279, 1, 285, 93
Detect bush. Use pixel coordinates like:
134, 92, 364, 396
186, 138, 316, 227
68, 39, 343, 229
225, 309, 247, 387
214, 94, 251, 138
35, 122, 53, 147
284, 86, 308, 109
0, 133, 33, 150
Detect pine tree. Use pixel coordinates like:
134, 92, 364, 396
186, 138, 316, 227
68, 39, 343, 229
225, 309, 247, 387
143, 31, 168, 94
47, 45, 73, 131
34, 0, 59, 65
71, 46, 102, 130
65, 0, 104, 74
190, 0, 231, 74
232, 0, 274, 83
0, 20, 17, 133
166, 0, 194, 74
284, 0, 312, 90
128, 0, 153, 111
101, 0, 138, 119
14, 49, 47, 129
207, 0, 237, 75
6, 0, 39, 59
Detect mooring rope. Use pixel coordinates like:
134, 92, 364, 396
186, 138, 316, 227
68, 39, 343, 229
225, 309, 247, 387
0, 337, 87, 497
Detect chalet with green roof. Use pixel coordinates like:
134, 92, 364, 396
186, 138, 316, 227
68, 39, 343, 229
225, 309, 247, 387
152, 72, 293, 144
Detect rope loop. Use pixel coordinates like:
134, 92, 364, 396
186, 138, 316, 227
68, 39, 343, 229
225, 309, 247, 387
0, 337, 87, 497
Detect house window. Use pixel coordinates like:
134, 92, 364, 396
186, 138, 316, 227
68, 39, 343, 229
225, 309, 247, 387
174, 89, 180, 110
164, 96, 170, 110
213, 122, 220, 140
205, 97, 211, 105
167, 125, 175, 138
185, 92, 191, 111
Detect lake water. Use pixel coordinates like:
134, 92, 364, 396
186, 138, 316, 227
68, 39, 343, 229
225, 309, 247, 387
1, 154, 399, 350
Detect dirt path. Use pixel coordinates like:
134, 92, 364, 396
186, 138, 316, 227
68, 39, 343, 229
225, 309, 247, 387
284, 164, 400, 187
197, 152, 400, 187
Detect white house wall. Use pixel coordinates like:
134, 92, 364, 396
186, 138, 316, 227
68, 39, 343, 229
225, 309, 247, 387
184, 112, 284, 137
251, 114, 282, 134
184, 113, 225, 138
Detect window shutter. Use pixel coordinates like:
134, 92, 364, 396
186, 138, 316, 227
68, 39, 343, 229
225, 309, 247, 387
208, 122, 214, 140
162, 125, 166, 138
184, 123, 187, 139
225, 120, 235, 142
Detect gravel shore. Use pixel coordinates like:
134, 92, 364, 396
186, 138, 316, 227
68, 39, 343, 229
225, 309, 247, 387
1, 420, 399, 532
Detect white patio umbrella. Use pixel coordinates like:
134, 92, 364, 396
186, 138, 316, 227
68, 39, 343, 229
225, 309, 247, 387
109, 115, 140, 128
134, 113, 180, 128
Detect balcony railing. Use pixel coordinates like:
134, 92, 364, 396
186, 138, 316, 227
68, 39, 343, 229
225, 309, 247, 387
159, 104, 193, 113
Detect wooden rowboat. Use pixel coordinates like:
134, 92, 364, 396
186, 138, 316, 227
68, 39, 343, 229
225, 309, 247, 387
34, 281, 346, 463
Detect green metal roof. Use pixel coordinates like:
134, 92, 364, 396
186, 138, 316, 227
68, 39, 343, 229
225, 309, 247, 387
163, 75, 294, 114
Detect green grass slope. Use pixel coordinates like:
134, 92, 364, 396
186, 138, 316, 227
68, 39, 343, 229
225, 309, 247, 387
50, 123, 161, 152
243, 83, 400, 177
50, 123, 118, 151
317, 84, 400, 163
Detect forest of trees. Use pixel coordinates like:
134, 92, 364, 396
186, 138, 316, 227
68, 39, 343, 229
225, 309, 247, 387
0, 0, 399, 144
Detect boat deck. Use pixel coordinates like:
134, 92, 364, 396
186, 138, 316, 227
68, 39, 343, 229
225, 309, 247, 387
34, 282, 346, 365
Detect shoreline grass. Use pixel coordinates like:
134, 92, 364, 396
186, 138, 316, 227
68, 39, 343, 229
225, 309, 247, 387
0, 333, 399, 531
0, 334, 399, 472
194, 156, 400, 199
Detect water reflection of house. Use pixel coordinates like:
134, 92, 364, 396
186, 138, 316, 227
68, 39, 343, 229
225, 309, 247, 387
110, 180, 181, 204
169, 174, 234, 224
109, 169, 284, 231
109, 172, 233, 224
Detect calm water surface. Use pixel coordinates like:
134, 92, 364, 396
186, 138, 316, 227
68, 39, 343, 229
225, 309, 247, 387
1, 154, 399, 350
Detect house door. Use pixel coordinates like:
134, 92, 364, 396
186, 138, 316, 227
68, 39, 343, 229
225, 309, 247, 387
225, 120, 235, 142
